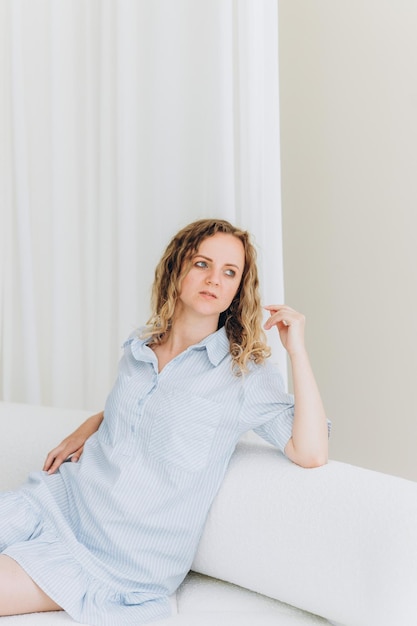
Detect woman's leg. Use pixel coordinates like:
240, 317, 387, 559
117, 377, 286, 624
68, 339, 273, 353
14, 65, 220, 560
0, 555, 62, 615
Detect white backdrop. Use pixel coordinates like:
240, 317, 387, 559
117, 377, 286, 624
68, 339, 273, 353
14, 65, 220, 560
0, 0, 285, 411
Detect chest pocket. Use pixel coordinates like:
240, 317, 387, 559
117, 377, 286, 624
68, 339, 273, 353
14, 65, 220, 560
147, 390, 222, 473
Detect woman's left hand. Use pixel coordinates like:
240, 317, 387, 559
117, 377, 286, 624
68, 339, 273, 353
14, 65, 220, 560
263, 304, 306, 356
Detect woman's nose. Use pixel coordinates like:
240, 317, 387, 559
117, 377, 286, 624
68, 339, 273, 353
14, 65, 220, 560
206, 271, 220, 286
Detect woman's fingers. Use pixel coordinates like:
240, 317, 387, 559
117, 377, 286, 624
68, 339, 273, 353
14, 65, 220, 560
263, 305, 306, 355
43, 440, 83, 473
42, 413, 103, 474
43, 445, 66, 472
263, 305, 304, 329
70, 446, 84, 463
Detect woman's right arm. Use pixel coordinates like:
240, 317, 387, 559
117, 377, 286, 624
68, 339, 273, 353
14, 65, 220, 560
43, 410, 104, 474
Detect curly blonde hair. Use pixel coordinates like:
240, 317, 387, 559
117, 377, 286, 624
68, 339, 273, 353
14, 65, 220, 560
145, 218, 271, 373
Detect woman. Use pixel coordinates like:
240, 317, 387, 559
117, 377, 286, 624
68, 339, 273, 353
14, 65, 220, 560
0, 219, 329, 624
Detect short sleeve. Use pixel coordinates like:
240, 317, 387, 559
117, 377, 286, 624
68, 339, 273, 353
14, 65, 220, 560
239, 362, 295, 454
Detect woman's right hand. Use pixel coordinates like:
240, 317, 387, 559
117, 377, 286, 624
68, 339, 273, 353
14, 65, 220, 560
43, 411, 104, 474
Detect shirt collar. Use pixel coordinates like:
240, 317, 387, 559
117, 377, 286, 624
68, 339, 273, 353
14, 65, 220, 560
197, 326, 230, 366
127, 326, 230, 367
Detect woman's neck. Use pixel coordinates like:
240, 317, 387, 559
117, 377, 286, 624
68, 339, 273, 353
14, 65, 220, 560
152, 324, 217, 373
164, 318, 218, 354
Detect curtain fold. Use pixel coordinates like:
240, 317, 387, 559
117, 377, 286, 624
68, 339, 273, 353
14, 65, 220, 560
1, 0, 285, 410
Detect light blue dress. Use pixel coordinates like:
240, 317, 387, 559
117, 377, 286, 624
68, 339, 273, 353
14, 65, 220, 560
1, 327, 295, 625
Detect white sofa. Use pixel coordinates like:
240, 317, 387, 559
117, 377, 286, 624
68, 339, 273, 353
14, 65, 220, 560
1, 402, 416, 626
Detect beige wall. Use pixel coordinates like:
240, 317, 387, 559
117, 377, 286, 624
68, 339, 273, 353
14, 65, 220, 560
278, 1, 417, 481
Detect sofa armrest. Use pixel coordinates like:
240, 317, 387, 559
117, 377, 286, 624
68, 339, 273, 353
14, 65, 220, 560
192, 440, 417, 626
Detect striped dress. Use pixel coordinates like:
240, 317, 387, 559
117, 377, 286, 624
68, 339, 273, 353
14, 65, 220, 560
1, 327, 295, 625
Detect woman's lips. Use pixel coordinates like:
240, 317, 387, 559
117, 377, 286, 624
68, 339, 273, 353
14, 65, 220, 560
199, 291, 217, 299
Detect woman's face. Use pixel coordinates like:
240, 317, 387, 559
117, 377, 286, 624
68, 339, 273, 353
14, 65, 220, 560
176, 233, 245, 323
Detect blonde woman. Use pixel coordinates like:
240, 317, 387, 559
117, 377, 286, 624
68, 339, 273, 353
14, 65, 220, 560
0, 219, 329, 624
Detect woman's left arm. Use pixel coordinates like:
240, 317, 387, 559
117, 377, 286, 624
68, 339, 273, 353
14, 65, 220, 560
264, 304, 329, 468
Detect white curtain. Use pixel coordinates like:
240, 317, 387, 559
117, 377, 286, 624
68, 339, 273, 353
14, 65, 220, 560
0, 0, 285, 411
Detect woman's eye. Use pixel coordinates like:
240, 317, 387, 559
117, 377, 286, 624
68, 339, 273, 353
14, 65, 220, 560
224, 268, 236, 277
195, 261, 208, 268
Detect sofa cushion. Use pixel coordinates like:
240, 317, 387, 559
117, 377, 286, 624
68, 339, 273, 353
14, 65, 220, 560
175, 572, 332, 624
